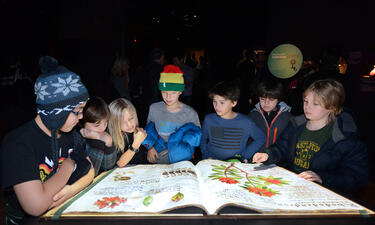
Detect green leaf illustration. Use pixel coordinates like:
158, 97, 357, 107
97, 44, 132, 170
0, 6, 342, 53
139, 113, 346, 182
143, 196, 153, 206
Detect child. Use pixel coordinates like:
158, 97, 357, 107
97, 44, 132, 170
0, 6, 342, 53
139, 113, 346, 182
145, 65, 201, 164
200, 80, 266, 162
249, 79, 292, 148
253, 79, 368, 194
108, 98, 148, 167
79, 96, 117, 176
1, 56, 94, 223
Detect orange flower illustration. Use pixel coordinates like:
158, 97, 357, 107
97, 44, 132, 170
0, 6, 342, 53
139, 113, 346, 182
263, 178, 282, 185
247, 187, 276, 197
219, 177, 238, 184
94, 196, 127, 209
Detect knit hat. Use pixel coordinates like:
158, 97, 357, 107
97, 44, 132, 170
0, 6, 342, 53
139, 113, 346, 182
34, 56, 89, 175
158, 65, 185, 91
35, 56, 89, 130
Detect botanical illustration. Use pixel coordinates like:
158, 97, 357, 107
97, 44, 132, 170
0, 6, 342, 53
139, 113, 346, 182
209, 163, 289, 197
162, 168, 197, 178
58, 160, 367, 216
113, 170, 135, 181
94, 196, 127, 209
143, 196, 153, 206
171, 192, 184, 202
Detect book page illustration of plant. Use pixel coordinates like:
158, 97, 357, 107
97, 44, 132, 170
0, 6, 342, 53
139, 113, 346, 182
114, 171, 132, 181
143, 196, 153, 206
209, 163, 289, 197
171, 192, 184, 202
162, 168, 196, 178
94, 196, 127, 209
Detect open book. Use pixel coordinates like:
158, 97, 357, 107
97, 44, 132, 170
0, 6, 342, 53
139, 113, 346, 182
45, 159, 374, 218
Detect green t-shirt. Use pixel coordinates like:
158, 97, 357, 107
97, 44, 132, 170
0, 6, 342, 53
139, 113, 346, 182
293, 123, 333, 173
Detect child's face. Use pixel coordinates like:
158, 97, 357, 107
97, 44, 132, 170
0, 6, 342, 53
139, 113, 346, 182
212, 95, 236, 119
84, 119, 108, 133
161, 91, 181, 107
303, 92, 332, 124
60, 101, 86, 133
259, 97, 278, 113
121, 110, 137, 133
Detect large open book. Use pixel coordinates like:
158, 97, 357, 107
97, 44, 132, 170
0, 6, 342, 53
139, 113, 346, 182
44, 159, 374, 219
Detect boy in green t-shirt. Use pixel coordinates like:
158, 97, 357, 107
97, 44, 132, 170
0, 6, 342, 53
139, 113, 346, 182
252, 79, 368, 194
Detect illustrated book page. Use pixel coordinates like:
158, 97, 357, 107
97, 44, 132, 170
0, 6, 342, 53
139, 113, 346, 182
59, 161, 205, 215
44, 159, 374, 218
195, 160, 371, 214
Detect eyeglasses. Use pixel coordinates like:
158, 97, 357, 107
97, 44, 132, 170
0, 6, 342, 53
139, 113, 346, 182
71, 110, 82, 116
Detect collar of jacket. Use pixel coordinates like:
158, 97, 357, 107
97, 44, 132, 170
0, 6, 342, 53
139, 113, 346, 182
253, 101, 291, 113
293, 111, 357, 144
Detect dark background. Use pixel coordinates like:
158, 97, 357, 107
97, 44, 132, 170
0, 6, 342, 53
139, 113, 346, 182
1, 0, 375, 217
2, 1, 374, 80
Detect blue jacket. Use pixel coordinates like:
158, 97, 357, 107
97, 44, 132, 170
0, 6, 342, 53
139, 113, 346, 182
142, 122, 202, 163
260, 111, 368, 194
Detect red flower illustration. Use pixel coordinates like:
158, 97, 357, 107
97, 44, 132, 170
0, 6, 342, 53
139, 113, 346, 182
263, 178, 282, 185
219, 177, 238, 184
94, 199, 108, 209
247, 187, 276, 197
94, 196, 127, 209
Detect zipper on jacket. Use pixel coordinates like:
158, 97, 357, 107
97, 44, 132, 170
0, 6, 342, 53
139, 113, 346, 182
261, 109, 283, 148
273, 127, 278, 144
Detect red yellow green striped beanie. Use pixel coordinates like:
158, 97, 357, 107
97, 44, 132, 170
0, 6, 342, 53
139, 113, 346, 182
159, 65, 185, 91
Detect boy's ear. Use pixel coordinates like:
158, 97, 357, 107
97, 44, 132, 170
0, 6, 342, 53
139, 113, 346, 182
232, 100, 238, 107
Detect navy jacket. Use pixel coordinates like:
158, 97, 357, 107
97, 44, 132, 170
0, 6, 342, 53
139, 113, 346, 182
249, 101, 292, 148
260, 111, 368, 194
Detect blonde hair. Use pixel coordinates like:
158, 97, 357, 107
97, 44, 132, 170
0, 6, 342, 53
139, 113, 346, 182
108, 98, 138, 153
302, 79, 345, 123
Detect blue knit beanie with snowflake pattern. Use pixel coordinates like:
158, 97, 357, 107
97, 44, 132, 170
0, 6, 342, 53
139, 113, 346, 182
35, 56, 89, 175
35, 56, 89, 130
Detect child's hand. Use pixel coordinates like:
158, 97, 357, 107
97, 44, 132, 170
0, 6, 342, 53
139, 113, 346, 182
252, 153, 269, 163
133, 127, 147, 149
298, 170, 322, 184
147, 147, 159, 163
160, 149, 168, 157
80, 128, 101, 140
49, 185, 73, 209
98, 132, 112, 147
